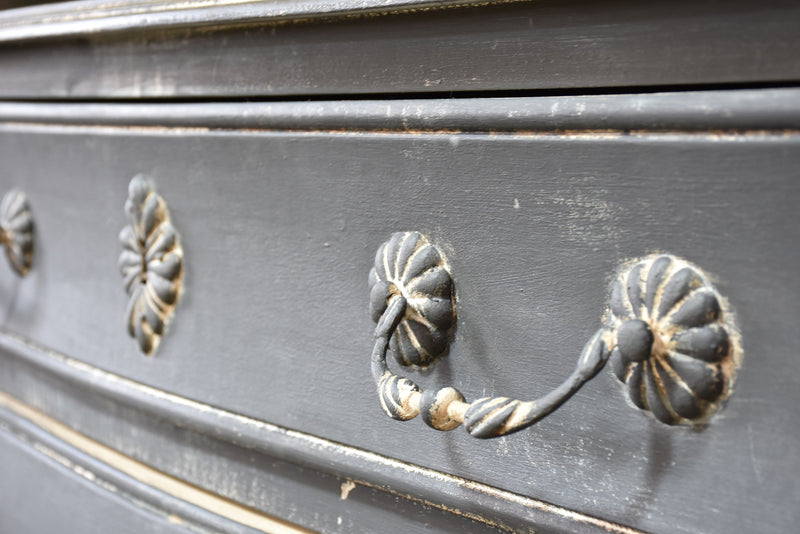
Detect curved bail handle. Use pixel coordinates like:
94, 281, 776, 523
368, 231, 613, 439
460, 328, 610, 438
0, 189, 34, 277
372, 315, 611, 438
369, 232, 742, 437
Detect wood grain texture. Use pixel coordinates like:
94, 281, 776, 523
0, 0, 798, 98
0, 96, 797, 533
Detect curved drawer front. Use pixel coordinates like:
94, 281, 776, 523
0, 94, 798, 534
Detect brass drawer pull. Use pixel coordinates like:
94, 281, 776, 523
0, 189, 34, 277
369, 231, 741, 438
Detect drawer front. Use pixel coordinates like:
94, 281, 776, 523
0, 93, 798, 533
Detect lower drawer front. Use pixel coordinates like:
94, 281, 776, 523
0, 425, 195, 534
0, 97, 797, 534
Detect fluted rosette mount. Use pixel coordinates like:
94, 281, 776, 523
607, 255, 740, 425
369, 231, 456, 369
0, 189, 34, 277
369, 233, 741, 439
118, 175, 184, 355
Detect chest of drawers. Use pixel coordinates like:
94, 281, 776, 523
0, 1, 798, 533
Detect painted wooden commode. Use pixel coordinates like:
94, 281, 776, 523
0, 1, 798, 533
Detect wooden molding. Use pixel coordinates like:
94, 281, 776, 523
0, 329, 643, 534
0, 390, 315, 534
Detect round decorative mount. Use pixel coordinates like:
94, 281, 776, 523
607, 255, 739, 424
368, 232, 741, 439
368, 231, 455, 368
0, 189, 34, 277
118, 175, 184, 355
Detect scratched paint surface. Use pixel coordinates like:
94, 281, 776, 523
0, 126, 797, 534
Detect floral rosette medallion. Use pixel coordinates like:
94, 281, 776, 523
118, 175, 184, 355
368, 231, 455, 368
0, 189, 34, 276
607, 254, 741, 424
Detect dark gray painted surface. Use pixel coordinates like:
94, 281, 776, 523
0, 94, 797, 533
0, 0, 799, 98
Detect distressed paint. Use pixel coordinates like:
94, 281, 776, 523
0, 95, 796, 533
